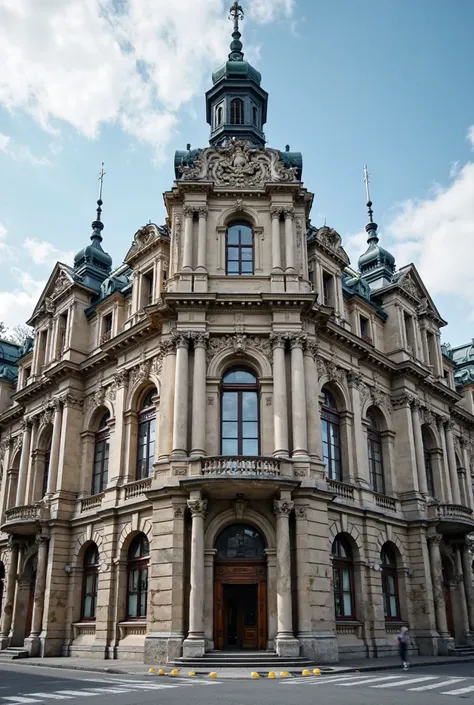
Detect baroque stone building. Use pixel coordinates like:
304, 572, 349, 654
1, 2, 474, 665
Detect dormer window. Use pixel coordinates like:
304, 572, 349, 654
322, 271, 334, 307
101, 313, 112, 344
216, 106, 223, 126
142, 270, 154, 307
360, 316, 372, 344
226, 223, 254, 275
230, 98, 244, 125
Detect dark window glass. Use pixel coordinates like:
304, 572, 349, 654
42, 449, 50, 498
230, 98, 244, 125
82, 545, 99, 620
92, 412, 110, 495
217, 106, 223, 125
226, 224, 254, 275
137, 389, 156, 480
252, 106, 258, 125
367, 412, 385, 494
424, 449, 435, 497
321, 390, 342, 481
127, 534, 149, 620
332, 537, 355, 619
221, 368, 259, 456
215, 524, 265, 559
381, 546, 400, 620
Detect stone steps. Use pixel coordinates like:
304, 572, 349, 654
0, 648, 29, 660
450, 646, 474, 657
172, 650, 317, 669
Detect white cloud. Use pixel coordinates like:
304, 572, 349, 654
0, 269, 45, 328
0, 0, 294, 160
0, 132, 50, 166
0, 223, 15, 262
22, 237, 74, 267
345, 125, 474, 321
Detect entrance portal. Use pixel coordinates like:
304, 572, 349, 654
213, 524, 267, 651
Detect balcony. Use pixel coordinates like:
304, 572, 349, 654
2, 503, 48, 535
428, 502, 474, 534
80, 493, 104, 513
201, 456, 281, 478
327, 479, 355, 501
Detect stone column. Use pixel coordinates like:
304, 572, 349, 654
270, 207, 282, 272
183, 497, 207, 657
46, 399, 63, 497
427, 534, 449, 637
158, 341, 176, 459
15, 421, 32, 506
303, 340, 322, 461
445, 421, 462, 505
24, 536, 49, 656
411, 401, 428, 495
171, 335, 189, 457
191, 334, 208, 456
348, 371, 370, 488
274, 497, 300, 656
462, 441, 474, 510
290, 335, 308, 457
270, 335, 289, 457
283, 207, 295, 272
0, 540, 19, 648
24, 418, 38, 504
196, 206, 208, 271
294, 505, 312, 642
455, 545, 470, 640
182, 206, 194, 270
461, 543, 474, 633
439, 417, 453, 504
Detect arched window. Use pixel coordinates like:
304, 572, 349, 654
226, 223, 254, 275
137, 389, 156, 479
381, 545, 400, 620
42, 448, 51, 498
221, 369, 259, 456
321, 390, 342, 481
92, 412, 110, 495
215, 524, 265, 559
332, 536, 355, 619
252, 106, 258, 125
230, 98, 244, 125
367, 411, 384, 494
127, 534, 149, 620
422, 427, 435, 497
216, 106, 223, 126
81, 544, 99, 620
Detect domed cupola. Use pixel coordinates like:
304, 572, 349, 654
358, 166, 395, 290
206, 2, 268, 147
74, 164, 112, 291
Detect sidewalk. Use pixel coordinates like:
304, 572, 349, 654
6, 653, 474, 679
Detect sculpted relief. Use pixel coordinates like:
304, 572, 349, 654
178, 140, 298, 188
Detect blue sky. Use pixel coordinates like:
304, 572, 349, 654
0, 0, 473, 346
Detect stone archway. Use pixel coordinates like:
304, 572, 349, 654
213, 523, 268, 651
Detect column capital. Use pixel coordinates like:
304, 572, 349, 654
270, 333, 286, 350
303, 338, 319, 359
35, 534, 49, 548
187, 498, 208, 518
183, 205, 195, 218
288, 333, 306, 350
347, 370, 363, 388
173, 333, 191, 350
196, 206, 208, 219
294, 505, 308, 519
274, 499, 294, 517
270, 206, 283, 220
283, 206, 295, 220
427, 533, 443, 547
190, 332, 209, 349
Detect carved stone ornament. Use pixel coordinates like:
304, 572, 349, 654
294, 505, 308, 519
274, 499, 294, 517
206, 334, 272, 363
39, 296, 55, 317
131, 359, 152, 388
52, 271, 71, 298
12, 434, 23, 455
318, 355, 346, 384
173, 504, 186, 518
400, 275, 421, 300
234, 496, 247, 520
187, 499, 208, 518
178, 140, 298, 188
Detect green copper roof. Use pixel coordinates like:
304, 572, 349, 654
212, 59, 262, 86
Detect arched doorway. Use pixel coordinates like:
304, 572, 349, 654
442, 556, 455, 638
214, 524, 267, 650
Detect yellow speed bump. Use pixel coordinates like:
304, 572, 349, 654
251, 672, 260, 679
267, 671, 276, 679
313, 668, 321, 675
280, 671, 289, 678
158, 669, 166, 676
188, 671, 196, 677
209, 672, 218, 679
170, 669, 179, 677
148, 668, 156, 674
302, 669, 311, 676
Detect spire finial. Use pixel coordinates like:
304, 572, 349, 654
228, 2, 244, 61
91, 162, 105, 241
363, 164, 378, 243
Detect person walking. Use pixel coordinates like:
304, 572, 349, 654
398, 626, 410, 671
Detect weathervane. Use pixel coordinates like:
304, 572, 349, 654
363, 164, 374, 224
98, 162, 106, 202
93, 162, 106, 227
228, 2, 244, 60
229, 1, 244, 30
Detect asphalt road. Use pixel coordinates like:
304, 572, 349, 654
1, 662, 474, 705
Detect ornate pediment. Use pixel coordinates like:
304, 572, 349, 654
314, 226, 350, 265
178, 140, 298, 189
395, 265, 446, 326
28, 265, 75, 324
125, 223, 166, 264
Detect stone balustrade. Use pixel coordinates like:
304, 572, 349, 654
201, 456, 281, 478
374, 493, 397, 512
4, 504, 40, 523
436, 503, 473, 520
80, 493, 104, 513
327, 478, 355, 501
123, 477, 152, 500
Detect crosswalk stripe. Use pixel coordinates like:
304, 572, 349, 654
86, 689, 131, 695
53, 693, 96, 698
337, 675, 404, 686
112, 683, 177, 690
283, 674, 366, 685
441, 684, 474, 695
1, 699, 43, 704
29, 695, 74, 701
409, 678, 466, 692
371, 676, 438, 688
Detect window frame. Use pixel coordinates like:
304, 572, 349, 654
424, 448, 435, 497
136, 389, 156, 480
92, 413, 110, 495
367, 415, 385, 494
220, 368, 260, 457
230, 98, 244, 125
225, 222, 254, 276
81, 545, 99, 621
321, 390, 342, 481
332, 537, 355, 620
126, 535, 150, 621
42, 448, 51, 498
381, 547, 400, 621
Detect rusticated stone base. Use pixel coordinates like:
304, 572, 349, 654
144, 634, 184, 664
298, 632, 338, 663
275, 636, 300, 658
182, 638, 206, 658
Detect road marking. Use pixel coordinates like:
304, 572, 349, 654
29, 696, 74, 701
371, 676, 438, 688
53, 693, 97, 698
1, 699, 43, 704
409, 678, 466, 691
441, 684, 474, 695
86, 689, 132, 695
283, 674, 367, 685
110, 683, 177, 690
337, 675, 404, 686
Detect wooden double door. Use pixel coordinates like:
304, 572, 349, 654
214, 560, 267, 650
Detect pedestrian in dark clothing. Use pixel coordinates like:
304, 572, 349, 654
398, 626, 409, 671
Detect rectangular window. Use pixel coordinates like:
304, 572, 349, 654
37, 329, 48, 370
24, 366, 31, 387
321, 418, 342, 481
142, 271, 154, 306
360, 316, 372, 343
404, 312, 416, 353
322, 272, 333, 307
57, 311, 68, 356
226, 224, 254, 276
101, 313, 113, 344
368, 435, 384, 494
